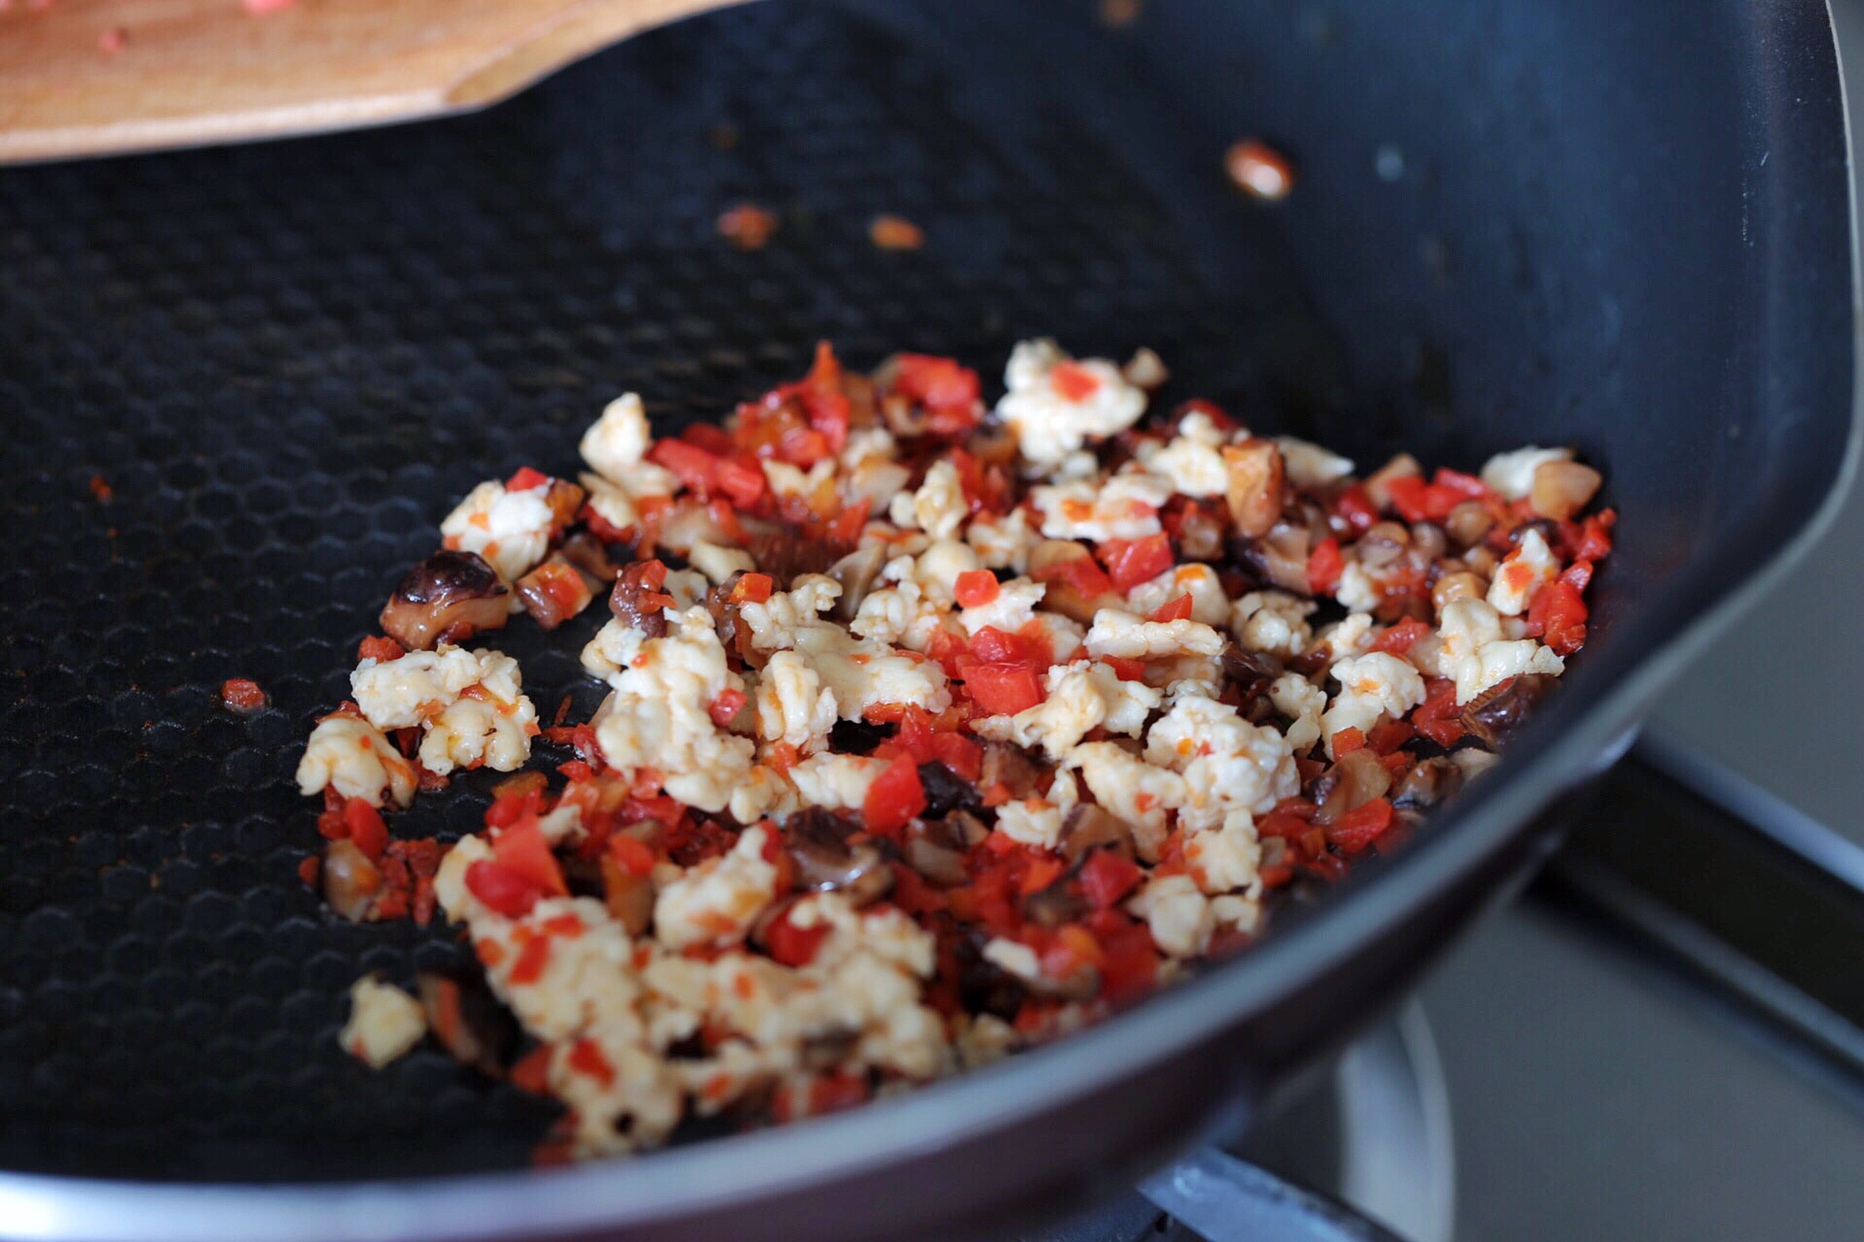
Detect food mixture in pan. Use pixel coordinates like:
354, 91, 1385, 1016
299, 340, 1612, 1159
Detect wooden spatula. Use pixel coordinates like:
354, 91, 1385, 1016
0, 0, 742, 165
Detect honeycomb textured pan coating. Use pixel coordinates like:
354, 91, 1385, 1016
0, 0, 1340, 1180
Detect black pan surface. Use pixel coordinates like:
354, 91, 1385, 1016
0, 0, 1850, 1237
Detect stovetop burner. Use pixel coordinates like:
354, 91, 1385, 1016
1012, 1003, 1453, 1242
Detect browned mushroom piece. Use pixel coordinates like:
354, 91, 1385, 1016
918, 761, 981, 819
541, 478, 587, 532
828, 544, 888, 621
1022, 878, 1088, 929
515, 556, 601, 631
748, 526, 855, 586
600, 854, 656, 935
784, 809, 895, 906
1390, 756, 1465, 811
322, 838, 383, 922
416, 970, 520, 1077
1239, 522, 1313, 595
379, 550, 510, 651
1222, 438, 1284, 538
560, 531, 622, 582
800, 1028, 862, 1071
1459, 674, 1554, 748
611, 560, 677, 639
1311, 748, 1393, 826
902, 816, 973, 886
1170, 499, 1228, 562
1219, 642, 1284, 703
1028, 540, 1122, 623
979, 742, 1053, 801
1057, 804, 1135, 863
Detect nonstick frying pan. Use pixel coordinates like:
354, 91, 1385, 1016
0, 1, 1851, 1238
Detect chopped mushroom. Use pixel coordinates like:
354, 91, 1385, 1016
783, 809, 895, 905
416, 971, 519, 1077
379, 550, 510, 651
516, 556, 601, 630
1459, 674, 1554, 747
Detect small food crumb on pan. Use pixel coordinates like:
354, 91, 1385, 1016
1226, 138, 1296, 201
869, 214, 925, 250
717, 203, 778, 251
218, 677, 268, 713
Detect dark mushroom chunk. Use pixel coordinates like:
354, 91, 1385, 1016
828, 545, 888, 621
917, 761, 980, 819
416, 970, 519, 1077
1219, 642, 1284, 703
322, 838, 383, 922
980, 742, 1052, 801
379, 550, 510, 651
1311, 748, 1392, 826
611, 560, 677, 639
541, 478, 587, 532
956, 931, 1030, 1020
515, 556, 601, 631
1459, 674, 1553, 748
600, 854, 656, 936
747, 527, 852, 587
1390, 756, 1464, 811
828, 718, 890, 755
1022, 878, 1088, 929
560, 531, 622, 582
800, 1028, 862, 1071
902, 817, 972, 886
784, 809, 894, 906
1057, 804, 1135, 864
1236, 523, 1312, 595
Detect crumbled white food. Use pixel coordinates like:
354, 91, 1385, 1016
981, 937, 1043, 983
582, 618, 646, 687
1313, 612, 1377, 660
1144, 693, 1299, 829
971, 661, 1160, 760
351, 645, 519, 731
296, 714, 417, 808
1268, 672, 1327, 753
340, 976, 427, 1069
908, 540, 984, 604
996, 339, 1148, 466
789, 752, 887, 810
958, 577, 1047, 635
580, 472, 638, 533
762, 457, 836, 501
1139, 413, 1231, 497
1480, 445, 1572, 501
851, 580, 947, 652
1069, 742, 1187, 861
591, 606, 755, 812
581, 393, 653, 481
754, 650, 839, 753
1085, 609, 1226, 660
1320, 652, 1426, 754
1335, 561, 1383, 614
739, 578, 951, 720
654, 825, 780, 951
966, 508, 1040, 573
1436, 598, 1565, 704
888, 459, 968, 540
1275, 436, 1354, 488
1128, 873, 1214, 958
1184, 811, 1262, 896
1128, 563, 1231, 627
1031, 472, 1171, 542
1230, 591, 1316, 659
992, 771, 1080, 851
418, 691, 538, 774
440, 480, 555, 586
1487, 526, 1560, 616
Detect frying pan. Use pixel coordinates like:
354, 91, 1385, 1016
0, 0, 1851, 1238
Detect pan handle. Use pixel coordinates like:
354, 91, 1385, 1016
1140, 1147, 1408, 1242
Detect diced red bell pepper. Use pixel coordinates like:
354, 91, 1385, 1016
964, 663, 1045, 716
708, 687, 747, 728
506, 466, 550, 492
765, 907, 832, 967
1050, 361, 1101, 402
607, 833, 657, 878
1411, 679, 1466, 748
953, 569, 1001, 609
731, 572, 774, 603
492, 818, 569, 899
508, 931, 554, 985
891, 354, 983, 436
464, 860, 545, 918
1527, 578, 1589, 656
1033, 553, 1116, 598
344, 798, 389, 861
647, 438, 723, 495
1332, 726, 1367, 756
1077, 849, 1142, 908
1307, 537, 1344, 596
862, 757, 926, 838
1334, 485, 1379, 534
1100, 534, 1174, 593
357, 635, 406, 664
1370, 616, 1431, 655
1148, 593, 1194, 623
566, 1037, 616, 1087
1326, 797, 1394, 854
